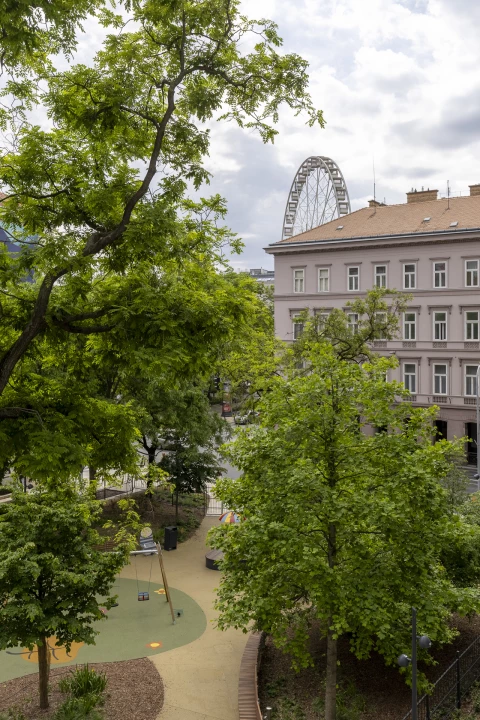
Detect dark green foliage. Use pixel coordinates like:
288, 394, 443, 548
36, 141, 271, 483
58, 665, 107, 699
53, 697, 103, 720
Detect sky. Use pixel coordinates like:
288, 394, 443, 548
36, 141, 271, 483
196, 0, 480, 270
20, 0, 480, 271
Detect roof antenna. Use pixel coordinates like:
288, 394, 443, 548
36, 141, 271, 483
447, 180, 450, 210
373, 156, 376, 214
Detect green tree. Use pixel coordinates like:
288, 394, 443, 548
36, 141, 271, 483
0, 0, 322, 412
209, 335, 480, 720
135, 381, 226, 515
0, 486, 135, 709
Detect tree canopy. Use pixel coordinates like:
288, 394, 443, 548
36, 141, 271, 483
209, 300, 480, 720
0, 486, 134, 708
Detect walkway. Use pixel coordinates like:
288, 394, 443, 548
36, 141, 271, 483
120, 517, 249, 720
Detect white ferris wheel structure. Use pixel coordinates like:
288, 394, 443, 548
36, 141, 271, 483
281, 156, 351, 240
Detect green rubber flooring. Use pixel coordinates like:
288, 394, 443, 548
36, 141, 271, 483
0, 578, 207, 681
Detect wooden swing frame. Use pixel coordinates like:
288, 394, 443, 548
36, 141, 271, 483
129, 543, 176, 624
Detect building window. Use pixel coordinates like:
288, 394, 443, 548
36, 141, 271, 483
433, 262, 446, 288
318, 268, 329, 292
347, 313, 359, 334
403, 363, 417, 394
465, 366, 478, 397
434, 419, 447, 442
466, 260, 479, 288
293, 269, 304, 293
374, 265, 387, 288
292, 314, 304, 340
433, 364, 448, 395
348, 266, 359, 291
403, 263, 416, 289
403, 312, 416, 340
317, 312, 330, 327
466, 311, 479, 340
374, 312, 387, 340
433, 311, 447, 340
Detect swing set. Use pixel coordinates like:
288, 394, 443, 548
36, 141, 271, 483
130, 527, 176, 625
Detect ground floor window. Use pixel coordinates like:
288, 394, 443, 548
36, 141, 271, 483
434, 419, 447, 443
466, 422, 477, 465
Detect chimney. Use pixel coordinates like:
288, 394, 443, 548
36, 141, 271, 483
406, 188, 438, 204
469, 184, 480, 197
368, 199, 386, 208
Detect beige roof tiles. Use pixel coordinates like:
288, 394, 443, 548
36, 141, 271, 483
274, 195, 480, 245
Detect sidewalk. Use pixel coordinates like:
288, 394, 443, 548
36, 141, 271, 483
121, 516, 249, 720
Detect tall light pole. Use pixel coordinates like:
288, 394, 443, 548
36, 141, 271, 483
398, 607, 432, 720
476, 366, 480, 492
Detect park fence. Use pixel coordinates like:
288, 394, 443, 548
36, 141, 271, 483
400, 635, 480, 720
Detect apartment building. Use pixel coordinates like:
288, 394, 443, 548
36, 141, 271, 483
265, 186, 480, 458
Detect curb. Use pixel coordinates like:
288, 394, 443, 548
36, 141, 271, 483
238, 632, 265, 720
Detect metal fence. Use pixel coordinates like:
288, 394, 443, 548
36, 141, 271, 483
401, 635, 480, 719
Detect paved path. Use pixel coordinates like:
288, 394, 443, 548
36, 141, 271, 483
120, 517, 249, 720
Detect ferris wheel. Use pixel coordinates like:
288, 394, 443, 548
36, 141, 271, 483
281, 156, 351, 240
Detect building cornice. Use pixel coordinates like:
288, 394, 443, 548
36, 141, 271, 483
265, 229, 480, 256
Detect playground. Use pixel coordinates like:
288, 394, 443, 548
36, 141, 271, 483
0, 518, 249, 720
0, 576, 207, 682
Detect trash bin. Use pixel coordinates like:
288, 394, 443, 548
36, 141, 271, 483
164, 526, 177, 551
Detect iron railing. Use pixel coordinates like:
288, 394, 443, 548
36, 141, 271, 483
401, 635, 480, 719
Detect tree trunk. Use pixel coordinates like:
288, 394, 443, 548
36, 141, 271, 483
325, 520, 337, 720
146, 447, 156, 497
325, 621, 337, 720
38, 636, 50, 709
175, 488, 179, 523
89, 465, 97, 489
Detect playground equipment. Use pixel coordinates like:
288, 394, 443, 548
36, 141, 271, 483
130, 527, 176, 624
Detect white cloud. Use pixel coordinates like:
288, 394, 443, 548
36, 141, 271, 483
205, 0, 480, 268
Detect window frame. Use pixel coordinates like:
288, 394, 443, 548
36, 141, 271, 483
347, 266, 360, 292
403, 363, 417, 394
465, 365, 479, 397
465, 310, 480, 340
465, 259, 479, 288
347, 312, 359, 335
403, 262, 417, 290
317, 267, 330, 293
374, 311, 387, 340
292, 313, 304, 340
433, 311, 447, 341
293, 268, 305, 293
433, 363, 448, 395
374, 264, 387, 289
403, 311, 416, 340
433, 261, 447, 289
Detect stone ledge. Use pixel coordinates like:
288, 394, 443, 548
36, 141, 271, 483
238, 632, 265, 720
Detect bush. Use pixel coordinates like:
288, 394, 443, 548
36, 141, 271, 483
59, 665, 107, 699
312, 682, 366, 720
271, 697, 306, 720
53, 697, 103, 720
0, 710, 26, 720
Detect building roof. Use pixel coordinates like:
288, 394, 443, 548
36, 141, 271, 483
272, 195, 480, 247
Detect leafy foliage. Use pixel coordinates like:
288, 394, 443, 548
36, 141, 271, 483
0, 487, 132, 707
209, 303, 480, 719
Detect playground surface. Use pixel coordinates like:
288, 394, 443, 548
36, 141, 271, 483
0, 577, 207, 682
0, 517, 250, 720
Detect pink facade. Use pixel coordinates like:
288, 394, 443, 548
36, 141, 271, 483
265, 192, 480, 452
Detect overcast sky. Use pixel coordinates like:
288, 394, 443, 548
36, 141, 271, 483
45, 0, 480, 270
193, 0, 480, 270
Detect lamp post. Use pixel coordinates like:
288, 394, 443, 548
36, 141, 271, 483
398, 607, 432, 720
476, 366, 480, 492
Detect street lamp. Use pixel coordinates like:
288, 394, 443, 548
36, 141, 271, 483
476, 366, 480, 492
397, 607, 432, 720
